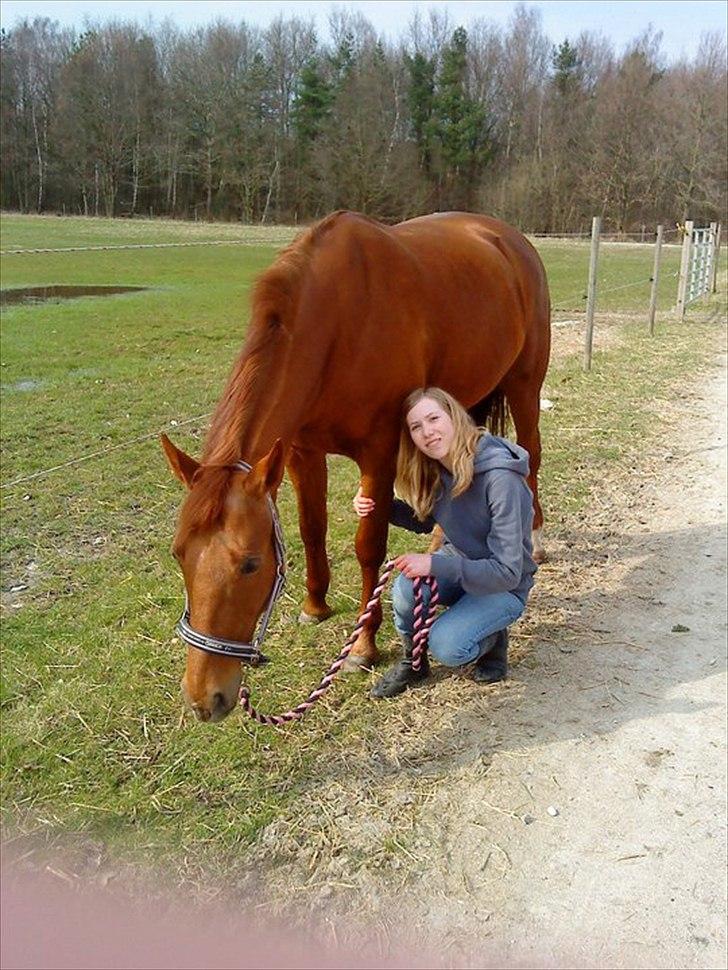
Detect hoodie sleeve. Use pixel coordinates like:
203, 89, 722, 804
389, 498, 436, 535
429, 469, 525, 594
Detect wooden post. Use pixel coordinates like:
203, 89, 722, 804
648, 224, 664, 335
710, 222, 722, 294
583, 216, 601, 372
676, 219, 694, 321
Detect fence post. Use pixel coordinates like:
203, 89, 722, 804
710, 222, 722, 294
648, 224, 664, 335
676, 220, 694, 321
583, 216, 601, 372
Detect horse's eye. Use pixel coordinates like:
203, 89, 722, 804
240, 556, 261, 575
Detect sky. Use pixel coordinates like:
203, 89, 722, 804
0, 0, 726, 61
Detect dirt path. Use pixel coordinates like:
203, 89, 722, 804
394, 357, 728, 969
241, 348, 727, 970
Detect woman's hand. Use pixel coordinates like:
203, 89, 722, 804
394, 553, 433, 578
353, 486, 375, 517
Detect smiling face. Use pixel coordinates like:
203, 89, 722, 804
405, 396, 455, 466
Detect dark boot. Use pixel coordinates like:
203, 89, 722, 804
370, 635, 430, 699
473, 628, 508, 684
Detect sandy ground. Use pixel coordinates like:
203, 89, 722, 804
236, 347, 727, 970
403, 357, 728, 969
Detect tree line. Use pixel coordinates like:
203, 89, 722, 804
1, 6, 726, 232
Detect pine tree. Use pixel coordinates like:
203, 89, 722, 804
552, 39, 580, 96
292, 58, 332, 145
405, 50, 436, 173
430, 27, 492, 205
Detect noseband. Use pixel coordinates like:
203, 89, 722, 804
175, 460, 287, 665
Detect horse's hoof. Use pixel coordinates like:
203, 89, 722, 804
299, 611, 323, 624
533, 548, 548, 565
341, 654, 374, 674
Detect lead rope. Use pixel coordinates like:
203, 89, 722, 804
239, 560, 439, 726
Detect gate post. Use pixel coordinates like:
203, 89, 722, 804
583, 215, 601, 372
710, 222, 722, 294
648, 225, 664, 335
676, 220, 694, 321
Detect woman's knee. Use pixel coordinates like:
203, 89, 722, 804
392, 575, 437, 632
427, 626, 475, 667
392, 574, 415, 618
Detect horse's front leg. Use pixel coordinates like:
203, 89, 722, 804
343, 453, 397, 672
286, 446, 333, 623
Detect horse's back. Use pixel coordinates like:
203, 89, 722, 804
268, 210, 551, 438
391, 211, 548, 309
381, 212, 549, 394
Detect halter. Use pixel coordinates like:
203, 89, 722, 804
175, 460, 287, 665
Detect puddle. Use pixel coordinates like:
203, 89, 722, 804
6, 379, 44, 392
1, 285, 147, 307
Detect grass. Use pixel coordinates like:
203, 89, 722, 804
0, 212, 298, 250
1, 213, 725, 884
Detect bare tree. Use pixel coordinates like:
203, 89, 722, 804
659, 31, 728, 222
1, 18, 70, 211
581, 29, 665, 231
1, 11, 725, 228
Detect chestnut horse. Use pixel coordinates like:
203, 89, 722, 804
162, 211, 550, 721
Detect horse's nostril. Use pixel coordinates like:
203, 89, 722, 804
212, 691, 226, 711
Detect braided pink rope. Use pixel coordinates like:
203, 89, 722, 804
239, 560, 439, 726
411, 575, 439, 671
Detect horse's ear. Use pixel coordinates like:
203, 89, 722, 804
246, 439, 286, 497
160, 434, 200, 490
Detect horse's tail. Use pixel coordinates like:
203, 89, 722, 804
469, 387, 511, 438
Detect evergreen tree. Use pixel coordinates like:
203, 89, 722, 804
552, 39, 580, 96
405, 50, 436, 173
328, 31, 354, 85
430, 27, 492, 205
292, 58, 332, 145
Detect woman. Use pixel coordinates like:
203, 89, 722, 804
353, 387, 537, 699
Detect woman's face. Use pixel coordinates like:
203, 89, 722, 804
406, 396, 455, 463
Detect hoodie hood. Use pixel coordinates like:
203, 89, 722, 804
471, 433, 530, 476
429, 432, 536, 603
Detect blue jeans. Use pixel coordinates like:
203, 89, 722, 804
392, 572, 525, 668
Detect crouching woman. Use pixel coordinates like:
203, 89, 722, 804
353, 387, 538, 699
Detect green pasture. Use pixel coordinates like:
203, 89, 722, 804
1, 214, 725, 881
0, 213, 298, 251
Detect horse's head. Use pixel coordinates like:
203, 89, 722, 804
161, 435, 285, 723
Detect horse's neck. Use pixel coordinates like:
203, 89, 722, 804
202, 332, 314, 466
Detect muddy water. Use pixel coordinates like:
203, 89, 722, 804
1, 285, 147, 307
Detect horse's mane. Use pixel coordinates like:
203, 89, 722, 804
182, 212, 356, 535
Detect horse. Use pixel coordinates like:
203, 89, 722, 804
162, 210, 551, 722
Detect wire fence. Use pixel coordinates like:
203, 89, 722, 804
530, 228, 684, 242
0, 412, 214, 491
1, 239, 267, 256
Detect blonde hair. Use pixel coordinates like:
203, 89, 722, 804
395, 387, 484, 520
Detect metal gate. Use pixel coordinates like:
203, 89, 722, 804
677, 220, 720, 320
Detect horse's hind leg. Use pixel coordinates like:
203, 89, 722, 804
286, 446, 333, 622
500, 373, 547, 563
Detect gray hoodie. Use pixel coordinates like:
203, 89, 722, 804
390, 434, 537, 604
